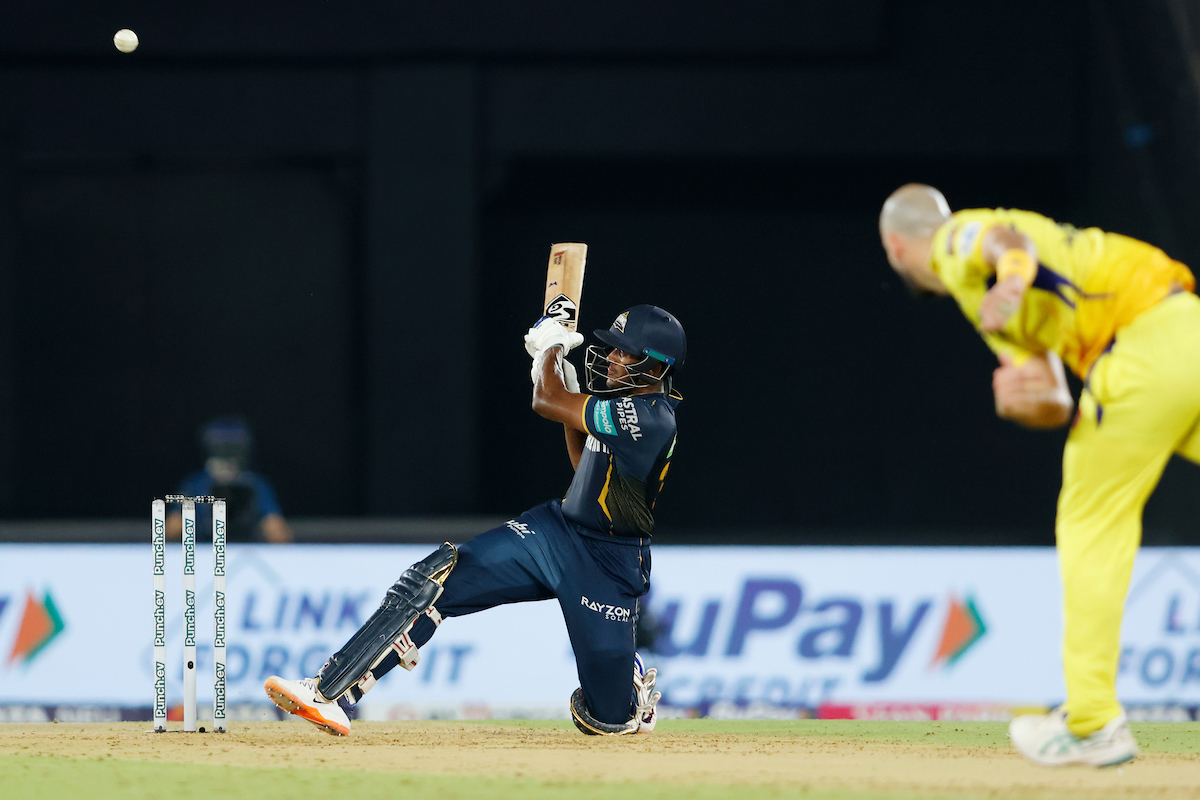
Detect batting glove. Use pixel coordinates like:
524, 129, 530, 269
524, 316, 584, 357
529, 351, 582, 393
562, 359, 581, 393
633, 656, 661, 734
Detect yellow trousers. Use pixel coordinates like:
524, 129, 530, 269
1058, 291, 1200, 737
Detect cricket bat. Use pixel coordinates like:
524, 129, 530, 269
543, 243, 588, 331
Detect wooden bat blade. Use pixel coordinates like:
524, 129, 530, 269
544, 242, 588, 331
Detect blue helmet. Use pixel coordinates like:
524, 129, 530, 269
585, 305, 686, 395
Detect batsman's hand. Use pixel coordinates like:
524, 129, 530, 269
524, 316, 584, 357
529, 350, 582, 392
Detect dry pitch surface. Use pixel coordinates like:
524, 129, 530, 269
1, 719, 1198, 800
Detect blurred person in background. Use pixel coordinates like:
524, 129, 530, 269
880, 183, 1199, 768
166, 417, 292, 544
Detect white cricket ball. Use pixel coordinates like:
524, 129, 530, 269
113, 29, 139, 53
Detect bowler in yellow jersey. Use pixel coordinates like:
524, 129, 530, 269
879, 183, 1200, 767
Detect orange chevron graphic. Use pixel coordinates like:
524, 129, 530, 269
8, 590, 66, 667
930, 595, 986, 669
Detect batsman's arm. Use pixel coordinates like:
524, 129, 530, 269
564, 423, 586, 470
532, 348, 589, 436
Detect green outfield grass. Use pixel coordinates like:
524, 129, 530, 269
681, 719, 1200, 752
455, 717, 1200, 753
0, 755, 953, 800
1, 720, 1196, 800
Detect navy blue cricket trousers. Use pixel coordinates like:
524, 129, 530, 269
410, 500, 651, 724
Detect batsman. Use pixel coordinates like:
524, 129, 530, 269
880, 184, 1200, 766
265, 301, 686, 736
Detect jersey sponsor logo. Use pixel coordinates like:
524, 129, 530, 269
954, 221, 982, 258
593, 400, 617, 436
1057, 221, 1079, 245
615, 397, 643, 441
581, 595, 632, 622
505, 519, 535, 539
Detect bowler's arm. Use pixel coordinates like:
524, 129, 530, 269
979, 226, 1038, 333
992, 351, 1074, 429
531, 349, 590, 469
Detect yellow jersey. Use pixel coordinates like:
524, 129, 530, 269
930, 208, 1195, 377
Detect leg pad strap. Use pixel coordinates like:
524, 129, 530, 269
315, 542, 457, 701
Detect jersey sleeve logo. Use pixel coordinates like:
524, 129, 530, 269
593, 400, 617, 436
954, 221, 983, 258
615, 397, 643, 441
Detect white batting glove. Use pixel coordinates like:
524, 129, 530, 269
633, 655, 661, 734
523, 326, 540, 358
562, 358, 581, 393
524, 316, 584, 357
529, 351, 582, 393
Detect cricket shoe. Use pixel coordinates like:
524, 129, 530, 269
264, 676, 352, 736
1009, 707, 1138, 767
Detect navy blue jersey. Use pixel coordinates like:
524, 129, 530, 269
561, 392, 680, 536
176, 470, 282, 542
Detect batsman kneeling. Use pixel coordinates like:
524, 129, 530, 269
265, 304, 686, 736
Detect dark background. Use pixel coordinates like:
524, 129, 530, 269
1, 0, 1199, 543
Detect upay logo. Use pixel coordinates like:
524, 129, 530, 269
1, 590, 66, 668
652, 582, 988, 680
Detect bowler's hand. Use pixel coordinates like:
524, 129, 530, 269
992, 353, 1074, 428
980, 275, 1027, 333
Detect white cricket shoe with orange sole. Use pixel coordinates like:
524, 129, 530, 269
264, 676, 352, 736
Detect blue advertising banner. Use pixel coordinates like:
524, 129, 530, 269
0, 544, 1197, 720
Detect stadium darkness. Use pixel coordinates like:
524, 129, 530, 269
0, 0, 1198, 546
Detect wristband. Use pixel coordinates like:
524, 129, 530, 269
996, 249, 1037, 286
